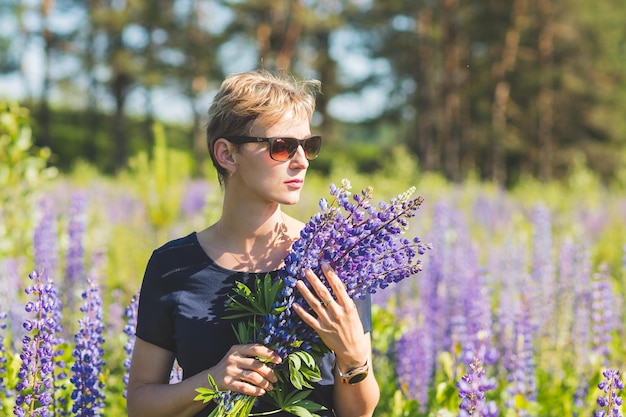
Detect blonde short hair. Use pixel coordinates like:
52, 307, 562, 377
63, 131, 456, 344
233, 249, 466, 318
206, 70, 321, 185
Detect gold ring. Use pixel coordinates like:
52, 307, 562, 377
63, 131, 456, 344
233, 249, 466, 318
323, 297, 333, 307
240, 369, 249, 380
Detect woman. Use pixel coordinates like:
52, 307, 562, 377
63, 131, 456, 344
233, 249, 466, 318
127, 70, 380, 417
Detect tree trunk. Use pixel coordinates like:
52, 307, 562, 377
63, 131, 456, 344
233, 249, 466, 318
276, 0, 303, 70
537, 0, 554, 180
38, 0, 55, 149
111, 73, 131, 170
84, 0, 99, 163
490, 0, 527, 186
441, 0, 462, 182
414, 7, 439, 171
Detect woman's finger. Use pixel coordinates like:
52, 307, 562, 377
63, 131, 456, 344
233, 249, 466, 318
302, 268, 335, 308
319, 262, 353, 307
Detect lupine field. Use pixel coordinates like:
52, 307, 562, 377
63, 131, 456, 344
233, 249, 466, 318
1, 102, 626, 416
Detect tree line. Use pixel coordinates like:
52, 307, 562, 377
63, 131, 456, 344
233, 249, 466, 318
1, 0, 625, 186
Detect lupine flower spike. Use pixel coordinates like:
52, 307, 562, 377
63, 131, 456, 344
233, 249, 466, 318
122, 292, 139, 398
69, 254, 106, 416
457, 356, 498, 417
0, 311, 8, 396
14, 270, 62, 417
595, 369, 624, 417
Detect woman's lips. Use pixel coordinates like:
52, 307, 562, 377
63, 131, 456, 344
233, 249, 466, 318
285, 179, 304, 188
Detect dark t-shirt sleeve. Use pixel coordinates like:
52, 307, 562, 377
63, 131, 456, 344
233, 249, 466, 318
135, 251, 176, 351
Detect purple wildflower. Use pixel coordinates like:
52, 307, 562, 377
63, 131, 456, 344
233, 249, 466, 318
571, 243, 593, 407
530, 204, 556, 341
395, 322, 433, 413
457, 356, 498, 417
261, 180, 428, 358
0, 258, 27, 351
181, 180, 211, 217
459, 265, 498, 367
122, 291, 139, 398
1, 311, 7, 395
590, 264, 620, 363
504, 294, 537, 415
14, 270, 62, 417
69, 252, 106, 416
64, 193, 88, 316
594, 369, 624, 417
33, 199, 59, 282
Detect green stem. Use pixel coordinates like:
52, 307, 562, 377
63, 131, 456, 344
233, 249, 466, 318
249, 410, 284, 416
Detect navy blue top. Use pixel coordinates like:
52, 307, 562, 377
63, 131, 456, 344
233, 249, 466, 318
136, 232, 372, 417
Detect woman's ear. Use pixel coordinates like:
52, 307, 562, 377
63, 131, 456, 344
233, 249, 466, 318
213, 138, 238, 173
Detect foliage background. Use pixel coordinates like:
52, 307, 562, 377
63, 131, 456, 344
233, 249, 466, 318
0, 0, 625, 186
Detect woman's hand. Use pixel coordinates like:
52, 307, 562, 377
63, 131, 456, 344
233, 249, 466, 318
292, 262, 370, 368
209, 344, 282, 396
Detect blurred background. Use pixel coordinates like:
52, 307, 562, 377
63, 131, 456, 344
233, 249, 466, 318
1, 0, 625, 187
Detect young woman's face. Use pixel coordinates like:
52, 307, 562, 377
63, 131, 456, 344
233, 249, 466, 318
229, 113, 314, 206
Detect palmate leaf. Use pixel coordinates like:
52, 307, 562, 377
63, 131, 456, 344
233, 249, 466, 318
288, 351, 322, 390
265, 385, 327, 417
225, 274, 286, 320
194, 374, 221, 403
232, 321, 255, 345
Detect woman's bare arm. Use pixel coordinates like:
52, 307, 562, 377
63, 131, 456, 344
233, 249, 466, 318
126, 338, 212, 417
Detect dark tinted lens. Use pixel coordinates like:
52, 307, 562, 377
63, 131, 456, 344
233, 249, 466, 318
303, 136, 321, 160
270, 138, 299, 161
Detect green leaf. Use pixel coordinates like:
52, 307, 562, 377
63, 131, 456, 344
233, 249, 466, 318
283, 406, 315, 417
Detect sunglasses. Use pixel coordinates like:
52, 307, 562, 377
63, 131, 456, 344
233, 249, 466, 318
223, 135, 322, 162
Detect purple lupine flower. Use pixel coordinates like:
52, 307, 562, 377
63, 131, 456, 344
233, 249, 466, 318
590, 264, 620, 364
69, 252, 106, 416
33, 199, 60, 282
258, 180, 428, 358
14, 270, 62, 417
554, 237, 576, 352
492, 238, 527, 373
0, 311, 8, 396
395, 322, 433, 413
457, 356, 498, 417
504, 292, 536, 415
0, 258, 27, 351
181, 180, 211, 217
423, 201, 450, 355
594, 369, 624, 417
572, 242, 593, 407
122, 291, 140, 398
64, 193, 88, 316
460, 268, 498, 367
530, 204, 556, 341
105, 290, 125, 340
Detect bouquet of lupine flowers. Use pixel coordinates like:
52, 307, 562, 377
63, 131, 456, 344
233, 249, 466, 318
195, 179, 429, 417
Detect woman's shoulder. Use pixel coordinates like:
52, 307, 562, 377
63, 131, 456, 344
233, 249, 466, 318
149, 232, 211, 279
154, 232, 199, 254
